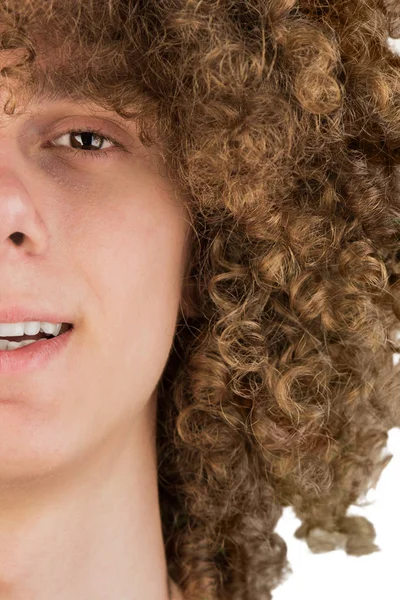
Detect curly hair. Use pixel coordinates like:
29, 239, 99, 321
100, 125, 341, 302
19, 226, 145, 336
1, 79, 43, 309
1, 1, 400, 598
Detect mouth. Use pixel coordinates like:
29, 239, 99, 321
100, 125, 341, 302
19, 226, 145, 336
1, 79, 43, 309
0, 323, 73, 346
0, 323, 74, 372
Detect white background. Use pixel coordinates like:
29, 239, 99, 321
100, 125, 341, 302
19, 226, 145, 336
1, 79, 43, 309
273, 36, 400, 600
274, 428, 400, 600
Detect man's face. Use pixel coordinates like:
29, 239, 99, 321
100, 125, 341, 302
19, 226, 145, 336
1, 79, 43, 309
0, 91, 191, 481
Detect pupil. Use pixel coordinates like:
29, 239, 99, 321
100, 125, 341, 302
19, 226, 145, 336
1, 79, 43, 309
81, 132, 94, 147
72, 132, 101, 150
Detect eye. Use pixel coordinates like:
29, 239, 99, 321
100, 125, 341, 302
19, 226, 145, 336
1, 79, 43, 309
52, 130, 117, 152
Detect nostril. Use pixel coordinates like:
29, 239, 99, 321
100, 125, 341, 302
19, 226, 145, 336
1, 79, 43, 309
9, 232, 24, 246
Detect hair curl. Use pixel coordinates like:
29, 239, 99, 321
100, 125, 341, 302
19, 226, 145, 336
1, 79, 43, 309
1, 1, 400, 598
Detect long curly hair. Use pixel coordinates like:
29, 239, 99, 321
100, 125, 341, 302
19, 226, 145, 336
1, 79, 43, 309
1, 1, 400, 598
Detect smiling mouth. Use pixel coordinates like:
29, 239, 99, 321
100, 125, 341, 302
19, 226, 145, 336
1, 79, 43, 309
0, 323, 73, 344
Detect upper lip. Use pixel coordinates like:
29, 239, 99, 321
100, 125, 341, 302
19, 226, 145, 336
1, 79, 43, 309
0, 306, 73, 324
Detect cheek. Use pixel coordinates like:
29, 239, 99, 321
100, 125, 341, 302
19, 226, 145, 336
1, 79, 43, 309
80, 202, 186, 402
54, 163, 188, 404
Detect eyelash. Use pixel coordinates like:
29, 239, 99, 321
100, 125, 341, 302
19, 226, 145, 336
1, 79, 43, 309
49, 127, 126, 161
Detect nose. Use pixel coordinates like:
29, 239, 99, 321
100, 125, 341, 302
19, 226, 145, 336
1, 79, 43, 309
0, 168, 47, 256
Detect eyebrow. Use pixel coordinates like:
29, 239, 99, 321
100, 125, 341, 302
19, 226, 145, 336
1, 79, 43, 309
4, 73, 147, 140
27, 81, 99, 109
23, 79, 142, 126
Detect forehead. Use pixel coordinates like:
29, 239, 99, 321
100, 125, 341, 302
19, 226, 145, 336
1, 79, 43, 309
0, 6, 154, 122
0, 49, 123, 113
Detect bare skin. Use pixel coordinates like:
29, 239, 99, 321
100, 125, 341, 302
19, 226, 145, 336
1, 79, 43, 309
171, 580, 185, 600
0, 86, 191, 599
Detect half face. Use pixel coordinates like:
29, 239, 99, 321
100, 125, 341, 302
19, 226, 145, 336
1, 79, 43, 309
0, 77, 192, 482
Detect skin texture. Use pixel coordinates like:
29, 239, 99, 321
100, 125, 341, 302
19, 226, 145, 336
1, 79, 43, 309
0, 90, 190, 599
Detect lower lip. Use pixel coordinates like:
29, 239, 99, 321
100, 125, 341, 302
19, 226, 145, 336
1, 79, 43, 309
0, 328, 74, 375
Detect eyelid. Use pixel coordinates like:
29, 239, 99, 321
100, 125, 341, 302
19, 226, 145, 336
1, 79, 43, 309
44, 120, 129, 156
51, 128, 123, 148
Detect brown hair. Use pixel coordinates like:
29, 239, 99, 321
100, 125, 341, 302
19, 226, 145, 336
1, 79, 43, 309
1, 1, 400, 598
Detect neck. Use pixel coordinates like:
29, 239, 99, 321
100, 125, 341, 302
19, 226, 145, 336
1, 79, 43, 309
0, 399, 170, 599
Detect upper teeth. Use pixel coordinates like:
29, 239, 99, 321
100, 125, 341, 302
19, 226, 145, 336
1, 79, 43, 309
0, 322, 62, 337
